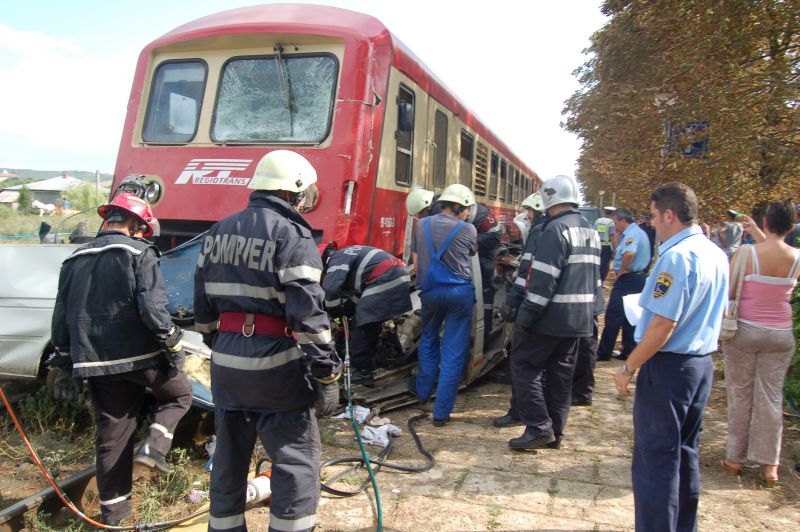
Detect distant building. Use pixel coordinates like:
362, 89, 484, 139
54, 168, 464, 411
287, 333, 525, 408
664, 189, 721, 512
5, 173, 84, 206
0, 169, 18, 184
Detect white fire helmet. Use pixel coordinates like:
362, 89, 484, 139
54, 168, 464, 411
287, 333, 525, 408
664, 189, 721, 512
521, 192, 545, 212
405, 187, 435, 216
438, 183, 476, 208
248, 150, 317, 193
539, 175, 580, 209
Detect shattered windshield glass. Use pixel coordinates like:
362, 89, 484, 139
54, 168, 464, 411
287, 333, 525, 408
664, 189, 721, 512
213, 54, 337, 143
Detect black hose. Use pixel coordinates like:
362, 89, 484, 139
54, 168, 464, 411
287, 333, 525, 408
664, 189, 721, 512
320, 412, 435, 497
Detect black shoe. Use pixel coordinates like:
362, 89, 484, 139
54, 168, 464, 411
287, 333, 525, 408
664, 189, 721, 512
596, 355, 611, 361
492, 414, 523, 428
546, 437, 563, 450
432, 416, 451, 427
571, 398, 592, 406
508, 431, 556, 450
134, 443, 174, 474
610, 350, 627, 360
350, 369, 375, 387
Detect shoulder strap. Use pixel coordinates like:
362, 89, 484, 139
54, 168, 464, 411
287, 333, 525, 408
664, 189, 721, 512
749, 245, 759, 275
729, 244, 749, 318
435, 221, 466, 260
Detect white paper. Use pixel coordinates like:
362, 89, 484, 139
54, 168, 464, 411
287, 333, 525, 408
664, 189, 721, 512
623, 293, 643, 326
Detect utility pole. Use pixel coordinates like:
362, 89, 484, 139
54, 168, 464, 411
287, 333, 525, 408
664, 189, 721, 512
95, 170, 100, 194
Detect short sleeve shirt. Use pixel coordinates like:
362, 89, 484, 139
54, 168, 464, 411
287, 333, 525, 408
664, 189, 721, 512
635, 225, 729, 355
411, 213, 478, 289
612, 223, 651, 274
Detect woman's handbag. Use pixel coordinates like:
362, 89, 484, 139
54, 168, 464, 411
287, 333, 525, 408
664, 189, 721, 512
719, 244, 750, 341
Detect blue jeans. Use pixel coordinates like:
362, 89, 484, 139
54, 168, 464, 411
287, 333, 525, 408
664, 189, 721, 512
415, 283, 475, 420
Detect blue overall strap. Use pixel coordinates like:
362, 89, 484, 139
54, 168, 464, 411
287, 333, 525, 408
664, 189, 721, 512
423, 218, 465, 260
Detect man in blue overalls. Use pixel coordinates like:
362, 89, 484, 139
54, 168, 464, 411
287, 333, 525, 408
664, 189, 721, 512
597, 208, 651, 361
412, 183, 477, 426
615, 182, 728, 532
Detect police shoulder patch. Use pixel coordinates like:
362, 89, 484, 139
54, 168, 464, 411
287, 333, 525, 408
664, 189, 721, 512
654, 272, 673, 298
625, 237, 633, 246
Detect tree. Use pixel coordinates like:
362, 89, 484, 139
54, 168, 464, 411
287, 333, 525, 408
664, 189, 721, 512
17, 185, 32, 212
564, 0, 800, 218
64, 183, 105, 211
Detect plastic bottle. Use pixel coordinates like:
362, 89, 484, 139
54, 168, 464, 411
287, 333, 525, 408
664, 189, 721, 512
245, 472, 272, 504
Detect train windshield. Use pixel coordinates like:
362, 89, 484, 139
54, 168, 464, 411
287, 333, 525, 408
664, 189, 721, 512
212, 54, 337, 143
143, 60, 207, 143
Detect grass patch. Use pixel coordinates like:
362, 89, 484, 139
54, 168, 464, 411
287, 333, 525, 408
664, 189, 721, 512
547, 478, 560, 495
487, 504, 502, 530
453, 468, 470, 494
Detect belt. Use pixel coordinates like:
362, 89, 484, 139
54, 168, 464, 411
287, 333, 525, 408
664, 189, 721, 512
366, 257, 405, 283
218, 312, 293, 338
657, 351, 712, 357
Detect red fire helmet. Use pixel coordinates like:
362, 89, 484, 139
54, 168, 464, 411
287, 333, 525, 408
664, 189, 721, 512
97, 193, 158, 238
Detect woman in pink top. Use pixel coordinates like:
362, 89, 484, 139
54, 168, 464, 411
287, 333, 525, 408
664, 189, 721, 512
720, 201, 800, 486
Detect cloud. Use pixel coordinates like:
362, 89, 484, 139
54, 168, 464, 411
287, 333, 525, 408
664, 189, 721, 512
0, 24, 134, 172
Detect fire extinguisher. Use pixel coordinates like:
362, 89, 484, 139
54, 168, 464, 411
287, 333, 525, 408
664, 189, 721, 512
246, 459, 272, 505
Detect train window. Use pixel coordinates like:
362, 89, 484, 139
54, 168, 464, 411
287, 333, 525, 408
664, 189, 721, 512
212, 54, 337, 143
489, 153, 498, 200
474, 142, 488, 197
507, 166, 516, 203
395, 84, 415, 186
143, 60, 207, 143
513, 168, 520, 203
459, 130, 473, 187
433, 110, 447, 188
499, 160, 507, 201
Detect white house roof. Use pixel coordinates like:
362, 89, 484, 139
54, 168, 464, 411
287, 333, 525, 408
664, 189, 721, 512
8, 174, 84, 192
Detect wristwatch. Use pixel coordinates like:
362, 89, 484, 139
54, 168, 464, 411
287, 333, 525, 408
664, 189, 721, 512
619, 361, 636, 377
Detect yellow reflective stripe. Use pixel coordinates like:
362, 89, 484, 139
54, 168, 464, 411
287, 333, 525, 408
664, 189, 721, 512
210, 513, 245, 530
296, 329, 332, 345
278, 265, 322, 283
195, 320, 219, 333
212, 347, 303, 371
73, 350, 161, 369
204, 282, 286, 303
269, 513, 316, 531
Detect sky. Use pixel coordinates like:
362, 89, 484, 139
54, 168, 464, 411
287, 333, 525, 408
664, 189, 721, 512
0, 1, 608, 181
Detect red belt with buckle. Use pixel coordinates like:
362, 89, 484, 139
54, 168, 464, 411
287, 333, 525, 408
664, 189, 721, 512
218, 312, 292, 338
366, 257, 405, 283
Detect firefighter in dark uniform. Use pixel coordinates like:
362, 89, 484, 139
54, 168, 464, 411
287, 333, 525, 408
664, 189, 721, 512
615, 183, 728, 532
194, 150, 342, 532
506, 175, 600, 450
51, 193, 192, 525
495, 192, 545, 428
321, 244, 412, 387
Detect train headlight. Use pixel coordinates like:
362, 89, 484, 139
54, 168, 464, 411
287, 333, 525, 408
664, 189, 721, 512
144, 181, 162, 203
298, 183, 319, 213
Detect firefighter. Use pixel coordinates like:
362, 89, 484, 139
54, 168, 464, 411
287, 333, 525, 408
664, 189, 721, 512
506, 175, 600, 450
194, 150, 341, 532
51, 193, 192, 526
405, 187, 435, 219
320, 244, 412, 386
412, 183, 478, 426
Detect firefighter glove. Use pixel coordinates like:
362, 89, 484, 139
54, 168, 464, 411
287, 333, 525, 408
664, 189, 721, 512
52, 367, 83, 403
499, 303, 517, 323
316, 381, 340, 417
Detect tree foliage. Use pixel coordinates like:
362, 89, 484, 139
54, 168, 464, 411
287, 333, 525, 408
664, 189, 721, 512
564, 0, 800, 219
17, 185, 32, 212
64, 183, 105, 211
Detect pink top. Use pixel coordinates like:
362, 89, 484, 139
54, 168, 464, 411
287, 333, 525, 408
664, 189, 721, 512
737, 246, 800, 330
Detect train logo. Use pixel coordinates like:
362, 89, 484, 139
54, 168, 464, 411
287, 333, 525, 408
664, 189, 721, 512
175, 159, 253, 186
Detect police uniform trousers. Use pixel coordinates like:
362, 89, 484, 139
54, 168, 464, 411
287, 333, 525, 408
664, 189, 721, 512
599, 245, 613, 282
598, 272, 646, 360
349, 320, 384, 372
510, 330, 579, 440
209, 407, 320, 532
416, 283, 475, 421
87, 366, 192, 522
572, 317, 599, 403
632, 352, 713, 532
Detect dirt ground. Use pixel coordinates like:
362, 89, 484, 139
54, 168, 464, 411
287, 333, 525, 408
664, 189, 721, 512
4, 358, 800, 531
172, 358, 800, 532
